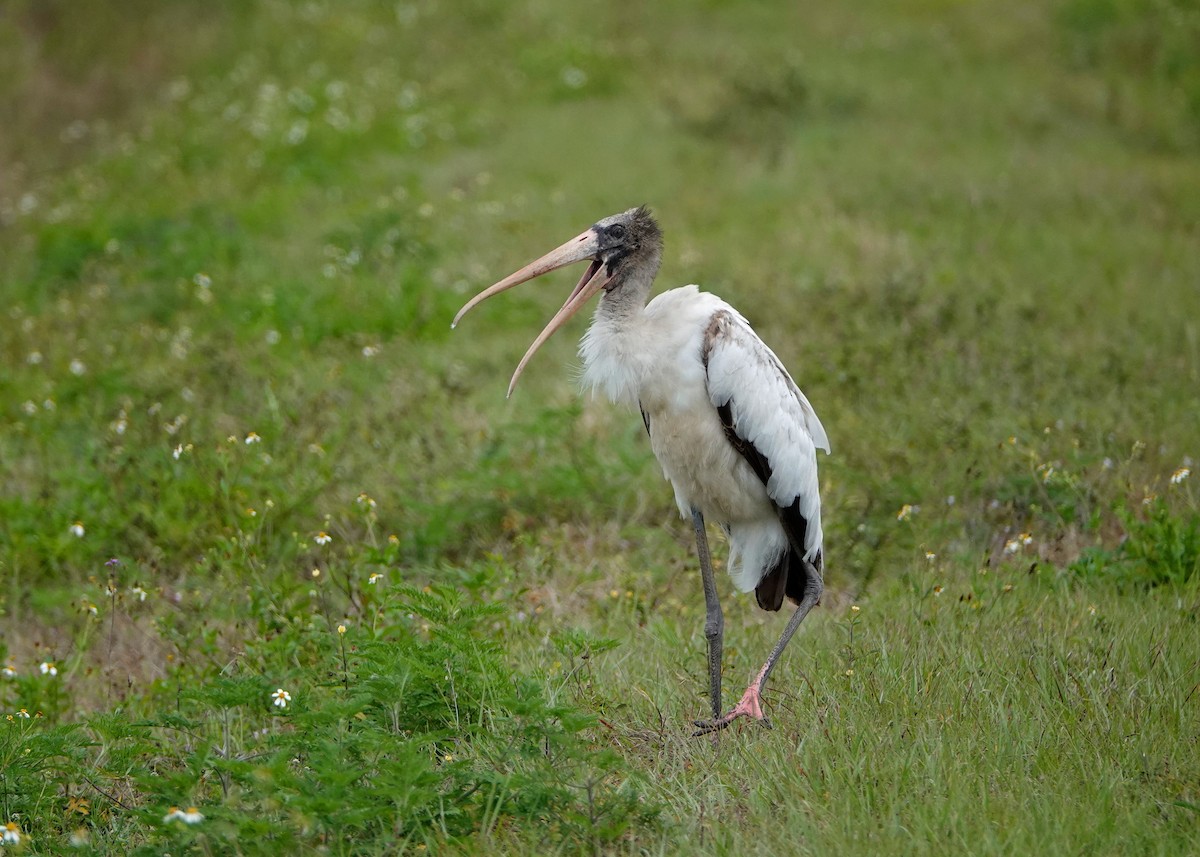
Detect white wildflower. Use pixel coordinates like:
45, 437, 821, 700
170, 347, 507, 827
163, 806, 204, 824
2, 821, 23, 844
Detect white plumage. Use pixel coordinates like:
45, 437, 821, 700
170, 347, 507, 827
580, 285, 829, 594
453, 206, 831, 735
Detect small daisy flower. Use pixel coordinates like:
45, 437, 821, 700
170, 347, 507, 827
356, 492, 376, 508
81, 600, 98, 616
130, 585, 148, 602
163, 806, 204, 824
1170, 467, 1190, 485
1020, 532, 1033, 546
388, 534, 400, 545
271, 688, 292, 709
69, 358, 86, 376
368, 572, 382, 585
896, 504, 914, 521
1003, 538, 1021, 555
40, 661, 58, 677
850, 605, 860, 614
933, 585, 944, 596
925, 551, 937, 561
2, 664, 16, 678
2, 821, 23, 845
314, 531, 332, 546
69, 521, 85, 538
245, 431, 262, 444
16, 709, 30, 719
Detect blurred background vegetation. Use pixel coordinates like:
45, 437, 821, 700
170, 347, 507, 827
0, 0, 1197, 853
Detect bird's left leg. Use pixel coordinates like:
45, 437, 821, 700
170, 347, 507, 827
690, 509, 724, 723
693, 564, 822, 736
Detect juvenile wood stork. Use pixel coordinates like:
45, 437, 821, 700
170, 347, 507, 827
453, 206, 830, 734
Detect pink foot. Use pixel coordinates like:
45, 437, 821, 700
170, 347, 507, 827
692, 682, 771, 736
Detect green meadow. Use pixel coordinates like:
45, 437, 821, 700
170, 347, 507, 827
1, 0, 1198, 853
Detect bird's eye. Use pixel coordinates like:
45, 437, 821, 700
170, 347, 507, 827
608, 223, 626, 239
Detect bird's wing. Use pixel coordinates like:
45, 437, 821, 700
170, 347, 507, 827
701, 308, 828, 566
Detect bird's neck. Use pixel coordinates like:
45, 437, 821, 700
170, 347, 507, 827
579, 262, 660, 405
596, 255, 659, 323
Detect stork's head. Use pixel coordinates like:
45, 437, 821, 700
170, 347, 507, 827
588, 206, 664, 288
452, 206, 663, 396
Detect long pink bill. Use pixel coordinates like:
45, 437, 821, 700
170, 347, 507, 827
451, 228, 613, 397
452, 229, 600, 328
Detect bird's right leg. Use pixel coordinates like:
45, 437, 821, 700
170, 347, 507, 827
691, 509, 724, 723
693, 566, 822, 736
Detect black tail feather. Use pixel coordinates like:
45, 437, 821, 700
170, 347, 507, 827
756, 547, 821, 612
755, 551, 789, 611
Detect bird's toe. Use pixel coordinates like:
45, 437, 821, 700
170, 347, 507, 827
691, 718, 730, 737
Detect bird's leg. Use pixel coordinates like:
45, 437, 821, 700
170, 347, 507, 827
691, 509, 724, 723
693, 565, 822, 736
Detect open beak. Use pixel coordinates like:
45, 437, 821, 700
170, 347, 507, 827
452, 227, 612, 397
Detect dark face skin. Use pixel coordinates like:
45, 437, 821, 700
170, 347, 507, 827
598, 221, 629, 279
592, 207, 663, 288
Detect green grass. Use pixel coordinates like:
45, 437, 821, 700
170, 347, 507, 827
2, 0, 1199, 853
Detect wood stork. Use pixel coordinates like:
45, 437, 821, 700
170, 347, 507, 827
453, 206, 830, 734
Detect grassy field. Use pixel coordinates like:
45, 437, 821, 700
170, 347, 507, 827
2, 0, 1199, 853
